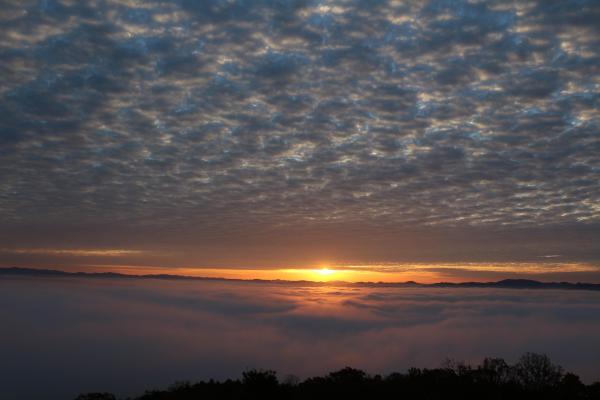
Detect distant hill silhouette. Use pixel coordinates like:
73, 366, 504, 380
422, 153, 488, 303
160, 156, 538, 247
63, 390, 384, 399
74, 353, 599, 400
2, 267, 600, 291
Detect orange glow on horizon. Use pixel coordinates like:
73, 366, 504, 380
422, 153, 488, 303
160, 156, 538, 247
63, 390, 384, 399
69, 264, 437, 282
44, 261, 600, 284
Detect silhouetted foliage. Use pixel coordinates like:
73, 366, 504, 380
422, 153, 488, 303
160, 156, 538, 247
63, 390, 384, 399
74, 394, 116, 400
242, 369, 280, 399
514, 352, 564, 390
75, 353, 600, 400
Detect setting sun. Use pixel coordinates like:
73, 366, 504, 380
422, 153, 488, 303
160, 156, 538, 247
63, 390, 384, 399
317, 268, 334, 276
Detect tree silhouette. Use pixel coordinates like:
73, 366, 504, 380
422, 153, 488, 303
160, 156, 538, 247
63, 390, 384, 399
74, 394, 116, 400
478, 357, 512, 385
514, 352, 564, 391
74, 352, 600, 400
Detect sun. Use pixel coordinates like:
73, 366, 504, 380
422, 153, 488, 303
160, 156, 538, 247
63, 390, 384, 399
306, 264, 339, 281
317, 268, 335, 277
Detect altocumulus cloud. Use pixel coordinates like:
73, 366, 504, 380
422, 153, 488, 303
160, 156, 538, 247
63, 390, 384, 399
1, 276, 600, 399
0, 0, 599, 265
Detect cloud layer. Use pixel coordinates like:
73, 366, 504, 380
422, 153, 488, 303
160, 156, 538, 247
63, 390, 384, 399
0, 0, 599, 265
2, 276, 600, 399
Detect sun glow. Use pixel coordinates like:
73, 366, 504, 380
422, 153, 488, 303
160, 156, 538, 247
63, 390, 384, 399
317, 268, 334, 277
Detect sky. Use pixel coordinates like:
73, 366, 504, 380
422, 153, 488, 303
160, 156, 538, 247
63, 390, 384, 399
2, 276, 600, 399
1, 0, 600, 282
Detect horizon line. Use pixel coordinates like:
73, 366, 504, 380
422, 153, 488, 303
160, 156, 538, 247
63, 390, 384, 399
2, 266, 600, 291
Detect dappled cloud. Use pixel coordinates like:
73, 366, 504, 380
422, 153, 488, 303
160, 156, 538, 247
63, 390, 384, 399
0, 0, 599, 267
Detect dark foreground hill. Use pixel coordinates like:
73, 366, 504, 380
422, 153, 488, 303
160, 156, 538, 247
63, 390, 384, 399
76, 353, 599, 400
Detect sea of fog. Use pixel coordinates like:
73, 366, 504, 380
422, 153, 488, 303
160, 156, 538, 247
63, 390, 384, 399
1, 276, 600, 399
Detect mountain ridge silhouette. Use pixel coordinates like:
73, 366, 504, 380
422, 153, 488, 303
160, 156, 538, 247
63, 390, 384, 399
2, 267, 599, 291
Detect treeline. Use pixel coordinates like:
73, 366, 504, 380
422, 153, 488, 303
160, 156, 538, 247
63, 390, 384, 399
76, 353, 600, 400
